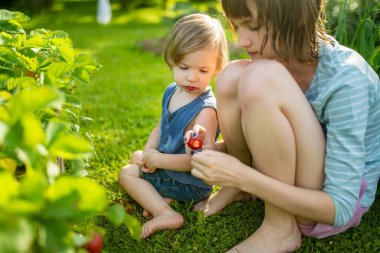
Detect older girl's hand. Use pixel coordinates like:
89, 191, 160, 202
190, 150, 247, 188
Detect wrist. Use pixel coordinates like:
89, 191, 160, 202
148, 151, 160, 168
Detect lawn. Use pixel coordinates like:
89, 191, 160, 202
24, 1, 380, 252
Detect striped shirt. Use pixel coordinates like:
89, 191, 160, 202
305, 37, 380, 227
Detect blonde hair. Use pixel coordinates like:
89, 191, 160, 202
221, 0, 329, 63
163, 13, 229, 74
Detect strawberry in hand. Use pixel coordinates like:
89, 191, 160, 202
187, 135, 203, 151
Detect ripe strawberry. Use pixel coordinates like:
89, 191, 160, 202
187, 136, 203, 150
85, 233, 103, 253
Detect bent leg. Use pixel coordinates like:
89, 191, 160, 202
193, 60, 254, 216
227, 60, 325, 252
129, 150, 174, 219
143, 197, 173, 219
119, 165, 183, 238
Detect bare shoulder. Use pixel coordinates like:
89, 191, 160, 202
193, 107, 218, 131
195, 107, 217, 123
220, 59, 251, 75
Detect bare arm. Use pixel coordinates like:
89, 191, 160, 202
241, 163, 335, 225
191, 150, 335, 225
145, 107, 218, 172
143, 120, 161, 151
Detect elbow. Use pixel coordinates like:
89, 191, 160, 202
333, 198, 357, 227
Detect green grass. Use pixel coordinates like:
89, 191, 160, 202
23, 1, 380, 252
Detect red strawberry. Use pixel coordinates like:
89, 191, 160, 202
187, 136, 203, 150
86, 233, 103, 253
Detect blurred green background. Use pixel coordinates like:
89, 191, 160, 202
1, 0, 379, 252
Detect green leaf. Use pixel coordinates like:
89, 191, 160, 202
5, 171, 47, 215
107, 204, 126, 225
51, 30, 69, 40
0, 172, 19, 207
0, 20, 25, 34
124, 214, 142, 241
0, 217, 33, 253
45, 62, 72, 79
74, 53, 97, 68
62, 108, 79, 122
73, 177, 107, 213
73, 67, 90, 83
3, 33, 26, 47
48, 134, 92, 159
45, 177, 107, 216
14, 51, 38, 70
6, 77, 37, 90
24, 34, 45, 48
57, 46, 74, 65
3, 120, 23, 148
65, 94, 81, 109
9, 87, 61, 122
20, 170, 47, 202
43, 191, 80, 218
0, 47, 19, 65
0, 10, 30, 22
67, 159, 88, 177
46, 121, 66, 147
30, 28, 50, 37
0, 121, 9, 143
40, 219, 72, 252
20, 115, 45, 148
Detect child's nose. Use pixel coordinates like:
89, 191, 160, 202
186, 70, 198, 81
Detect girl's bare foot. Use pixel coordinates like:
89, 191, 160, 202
193, 187, 255, 217
143, 197, 173, 218
227, 221, 302, 253
141, 210, 184, 239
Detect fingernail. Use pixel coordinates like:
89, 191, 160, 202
184, 137, 187, 141
198, 148, 202, 152
192, 133, 197, 138
190, 150, 194, 155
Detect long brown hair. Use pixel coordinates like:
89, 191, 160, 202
221, 0, 329, 63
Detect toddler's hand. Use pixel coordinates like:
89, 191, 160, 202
184, 124, 206, 155
142, 149, 159, 170
140, 165, 156, 174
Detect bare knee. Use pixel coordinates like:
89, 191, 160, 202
119, 164, 139, 188
237, 60, 291, 108
216, 59, 251, 99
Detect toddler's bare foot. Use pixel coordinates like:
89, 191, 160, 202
141, 210, 184, 239
143, 197, 173, 219
227, 221, 302, 253
193, 187, 255, 217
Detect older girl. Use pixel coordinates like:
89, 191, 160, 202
189, 0, 380, 252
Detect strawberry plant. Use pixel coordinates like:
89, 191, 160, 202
0, 9, 141, 253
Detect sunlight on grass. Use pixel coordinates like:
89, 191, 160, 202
112, 7, 170, 25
